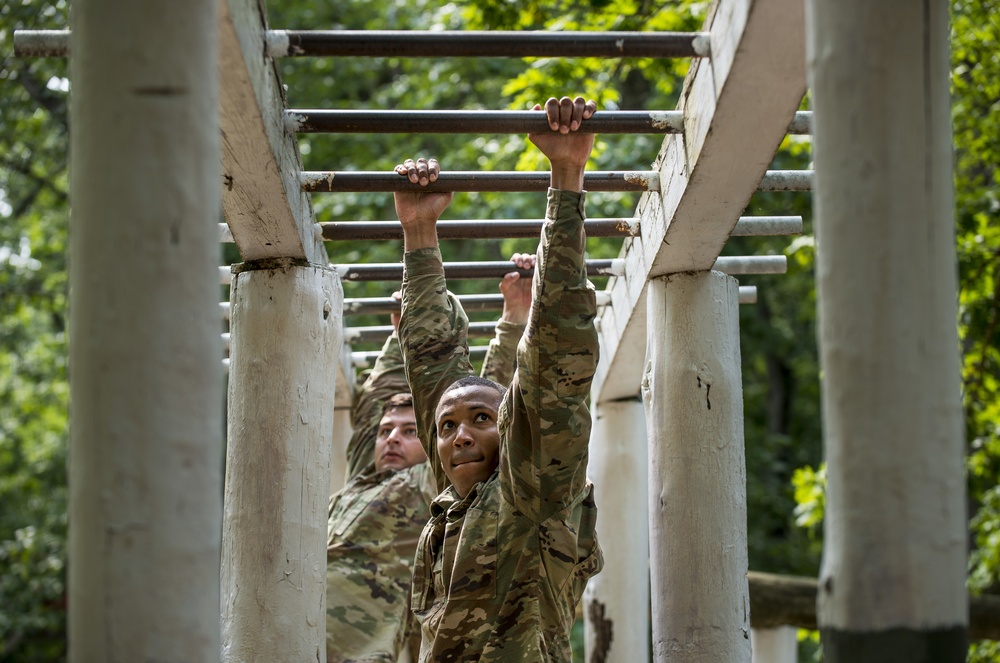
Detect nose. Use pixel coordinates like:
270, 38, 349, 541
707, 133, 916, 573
386, 427, 403, 445
452, 423, 475, 447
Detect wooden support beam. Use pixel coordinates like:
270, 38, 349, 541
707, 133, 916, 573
644, 272, 749, 662
584, 399, 650, 663
68, 0, 222, 658
808, 0, 967, 659
222, 261, 343, 661
746, 572, 1000, 642
751, 627, 797, 663
594, 0, 807, 404
218, 0, 326, 263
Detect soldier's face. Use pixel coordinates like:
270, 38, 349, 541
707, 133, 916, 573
374, 407, 426, 472
435, 385, 502, 498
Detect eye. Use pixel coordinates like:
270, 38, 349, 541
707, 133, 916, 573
475, 412, 491, 423
404, 427, 417, 437
439, 420, 455, 432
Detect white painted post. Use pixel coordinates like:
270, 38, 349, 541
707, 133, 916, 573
584, 399, 650, 663
330, 406, 353, 494
67, 0, 222, 659
221, 261, 343, 662
807, 0, 967, 659
751, 627, 797, 663
642, 271, 750, 663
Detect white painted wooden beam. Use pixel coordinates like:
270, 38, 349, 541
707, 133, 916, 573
594, 0, 807, 404
222, 261, 343, 661
584, 399, 650, 663
217, 0, 326, 263
68, 0, 222, 657
643, 271, 750, 662
808, 0, 967, 657
751, 627, 797, 663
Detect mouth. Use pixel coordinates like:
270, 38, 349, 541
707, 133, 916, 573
382, 451, 402, 462
451, 456, 485, 469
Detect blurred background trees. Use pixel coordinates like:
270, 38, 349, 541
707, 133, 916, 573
0, 0, 996, 659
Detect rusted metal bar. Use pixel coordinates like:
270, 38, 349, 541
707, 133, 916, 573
333, 259, 624, 282
321, 218, 638, 241
286, 110, 684, 134
345, 321, 498, 345
353, 345, 490, 369
286, 109, 815, 136
342, 292, 613, 316
14, 28, 710, 60
757, 170, 813, 192
303, 170, 812, 194
301, 171, 659, 193
317, 215, 800, 241
266, 30, 711, 59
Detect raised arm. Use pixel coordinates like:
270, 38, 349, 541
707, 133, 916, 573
480, 253, 534, 386
344, 333, 409, 480
501, 96, 600, 520
393, 158, 471, 493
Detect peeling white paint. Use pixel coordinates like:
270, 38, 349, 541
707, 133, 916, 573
615, 38, 625, 52
264, 30, 290, 58
692, 34, 712, 57
623, 171, 660, 191
648, 111, 683, 132
284, 111, 307, 134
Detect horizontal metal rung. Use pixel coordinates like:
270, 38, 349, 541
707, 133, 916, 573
287, 110, 684, 134
353, 345, 489, 369
301, 171, 659, 193
266, 30, 712, 59
317, 215, 801, 241
13, 29, 711, 59
334, 260, 625, 282
287, 109, 814, 136
301, 170, 814, 193
342, 292, 613, 316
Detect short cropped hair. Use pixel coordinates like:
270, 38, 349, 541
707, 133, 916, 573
443, 376, 505, 399
382, 392, 414, 417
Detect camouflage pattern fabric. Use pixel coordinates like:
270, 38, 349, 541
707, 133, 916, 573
326, 326, 523, 662
399, 189, 603, 662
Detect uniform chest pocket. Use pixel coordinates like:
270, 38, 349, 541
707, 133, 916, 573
446, 508, 498, 600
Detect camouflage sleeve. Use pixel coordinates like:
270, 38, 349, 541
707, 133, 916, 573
480, 318, 525, 386
500, 189, 599, 521
399, 248, 475, 493
344, 334, 410, 480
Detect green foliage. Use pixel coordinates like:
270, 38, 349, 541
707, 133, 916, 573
0, 1, 70, 658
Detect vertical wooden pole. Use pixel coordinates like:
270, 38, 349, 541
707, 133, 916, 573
751, 627, 797, 663
642, 271, 750, 663
68, 0, 222, 658
807, 1, 967, 660
329, 407, 353, 494
221, 261, 343, 662
585, 398, 650, 663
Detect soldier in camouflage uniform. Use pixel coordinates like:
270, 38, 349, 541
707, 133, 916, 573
395, 95, 603, 662
326, 271, 530, 662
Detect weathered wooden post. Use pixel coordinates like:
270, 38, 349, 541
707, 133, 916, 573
585, 398, 650, 663
330, 406, 353, 494
807, 1, 967, 659
221, 261, 343, 661
67, 0, 222, 658
751, 627, 797, 663
642, 271, 750, 663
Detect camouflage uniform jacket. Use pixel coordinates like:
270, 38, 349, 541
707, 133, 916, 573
400, 189, 603, 662
327, 328, 523, 662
